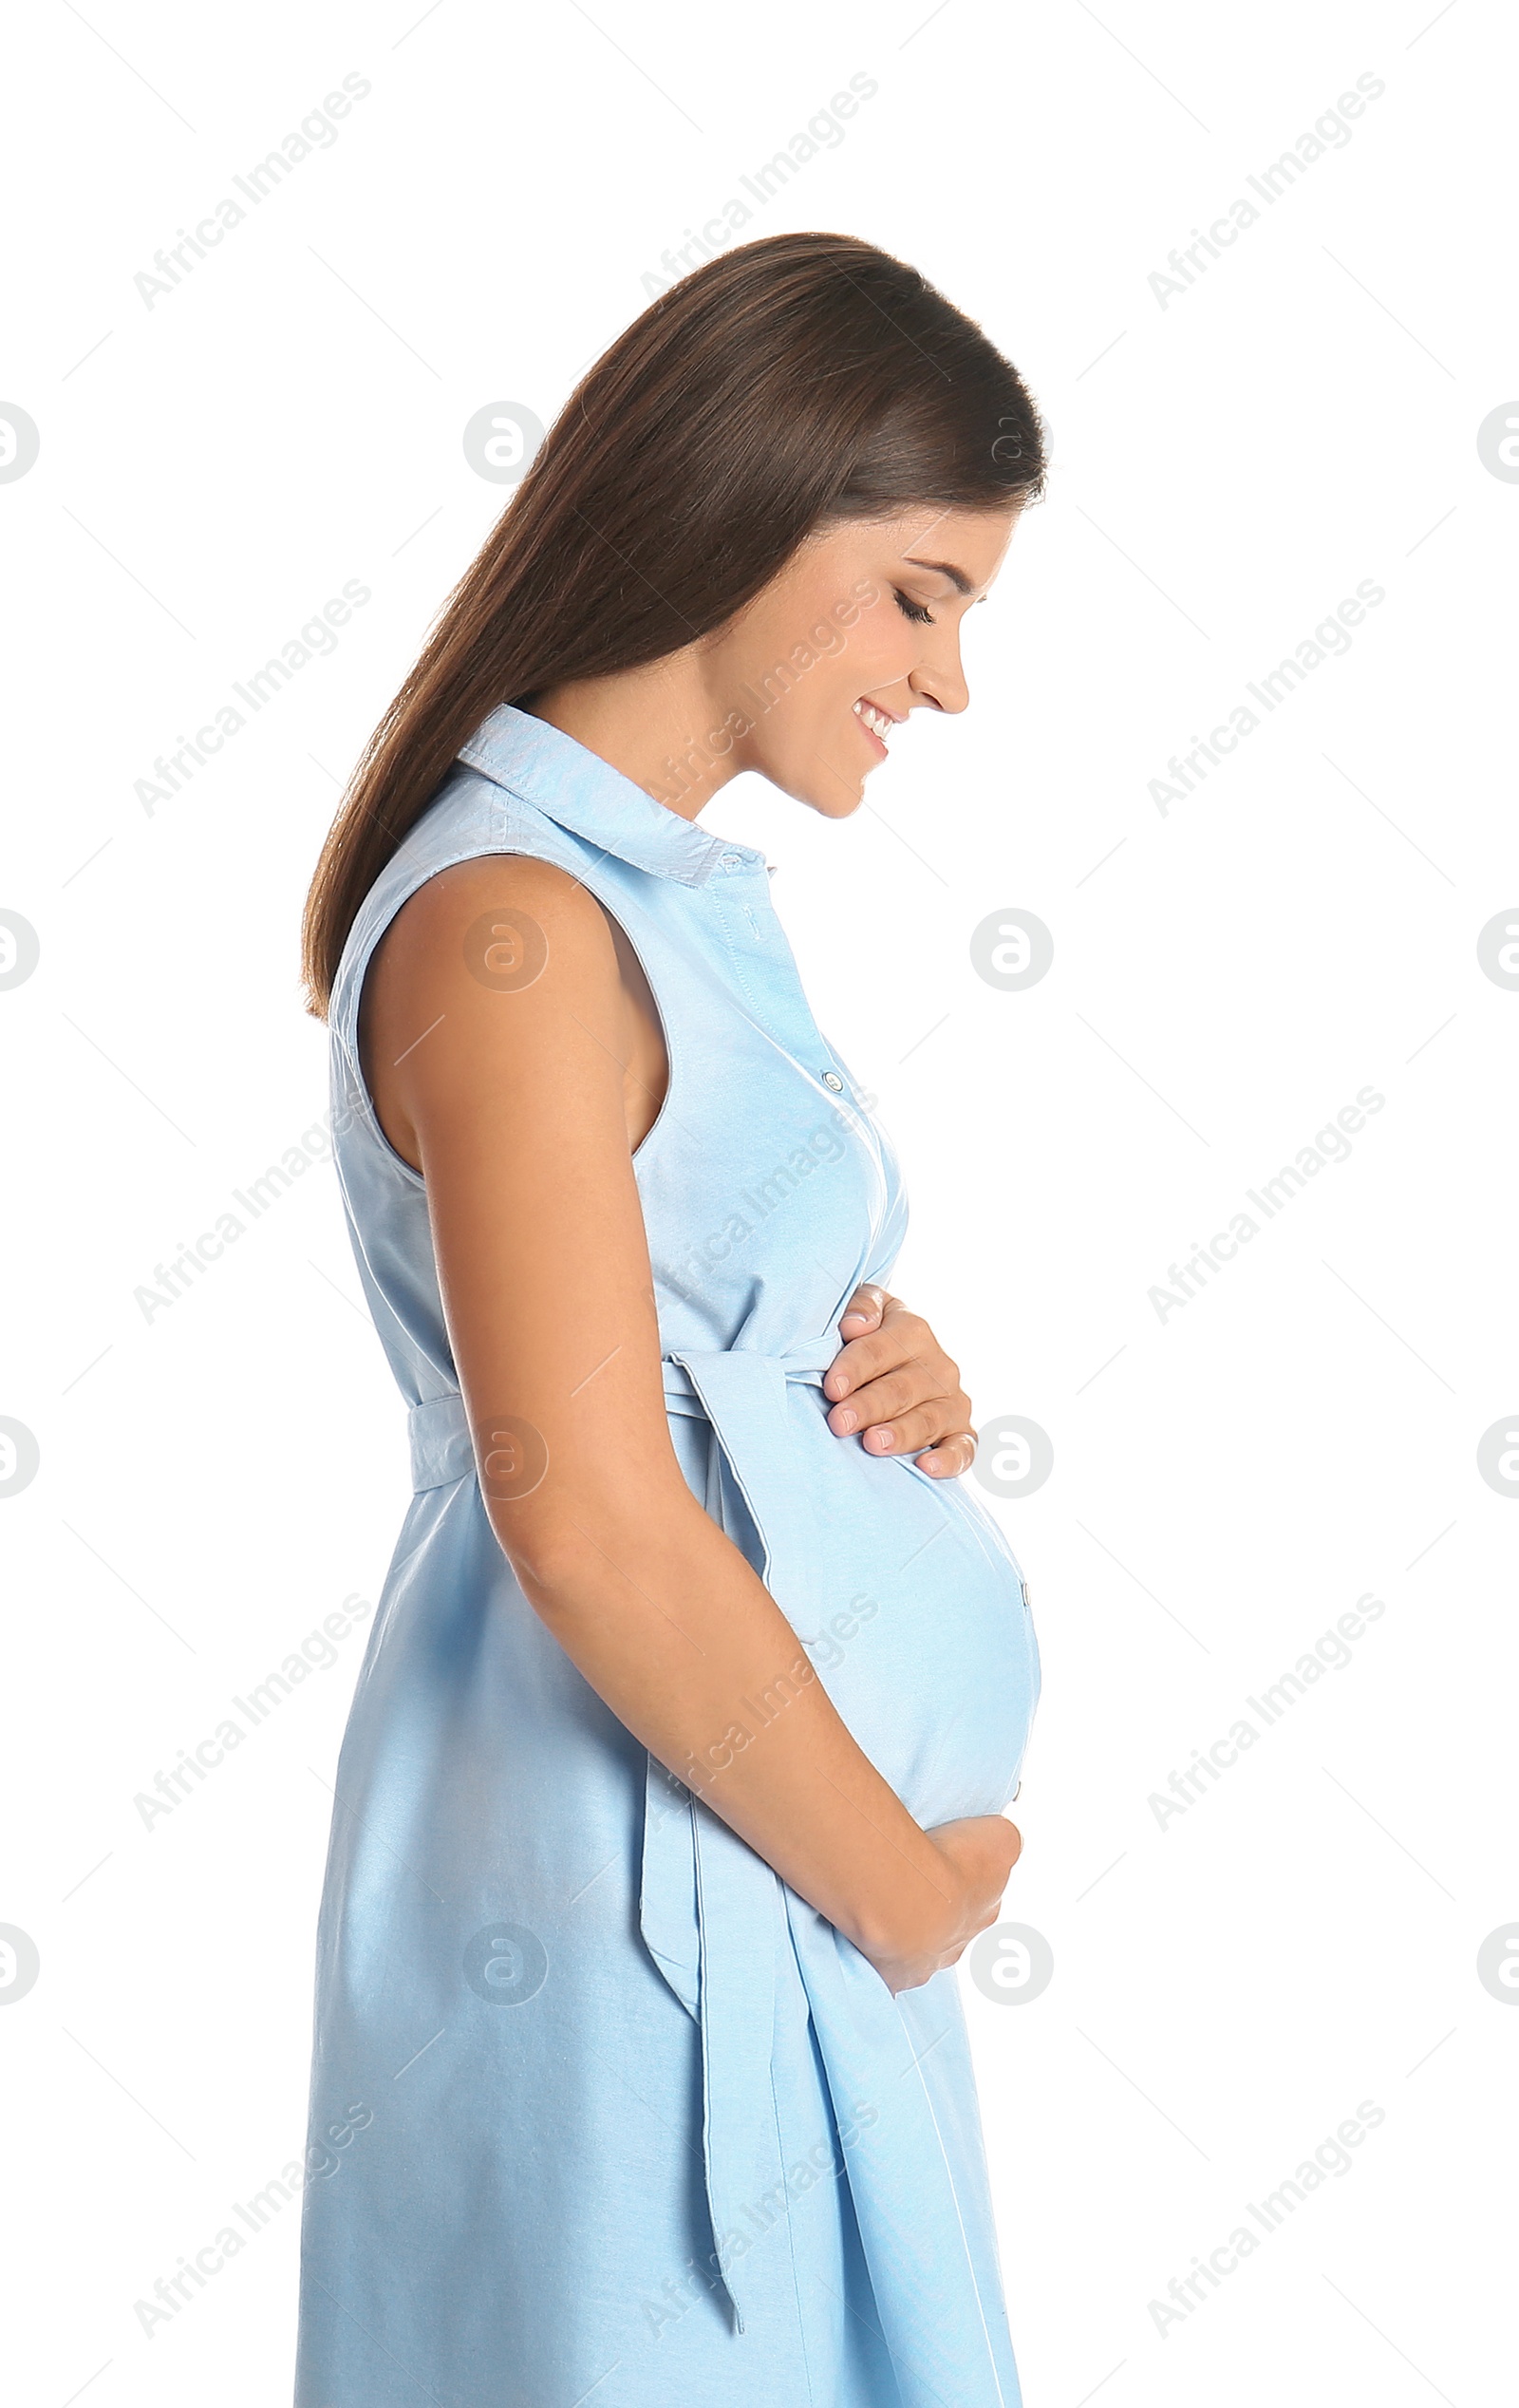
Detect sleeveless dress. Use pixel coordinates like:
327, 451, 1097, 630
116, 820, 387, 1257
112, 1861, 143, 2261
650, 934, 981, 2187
294, 702, 1041, 2408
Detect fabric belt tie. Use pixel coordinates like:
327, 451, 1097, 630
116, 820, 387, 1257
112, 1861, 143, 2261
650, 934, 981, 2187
404, 1349, 1012, 2406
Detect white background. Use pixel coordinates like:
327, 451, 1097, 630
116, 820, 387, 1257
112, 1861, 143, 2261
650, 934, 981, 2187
3, 3, 1514, 2402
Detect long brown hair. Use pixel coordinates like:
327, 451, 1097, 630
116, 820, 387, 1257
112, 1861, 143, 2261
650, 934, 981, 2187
301, 232, 1047, 1015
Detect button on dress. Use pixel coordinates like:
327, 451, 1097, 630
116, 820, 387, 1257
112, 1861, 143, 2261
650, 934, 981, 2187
294, 704, 1042, 2407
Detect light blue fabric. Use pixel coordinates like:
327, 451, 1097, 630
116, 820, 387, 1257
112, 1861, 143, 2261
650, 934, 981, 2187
294, 703, 1042, 2406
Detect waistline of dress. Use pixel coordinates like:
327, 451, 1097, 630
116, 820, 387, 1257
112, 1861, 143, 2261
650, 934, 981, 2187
404, 1341, 839, 1493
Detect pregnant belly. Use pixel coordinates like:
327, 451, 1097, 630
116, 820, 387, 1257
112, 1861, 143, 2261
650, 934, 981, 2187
774, 1397, 1040, 1829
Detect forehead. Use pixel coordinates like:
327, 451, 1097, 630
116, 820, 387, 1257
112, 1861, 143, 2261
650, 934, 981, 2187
894, 501, 1021, 547
795, 502, 1021, 591
891, 503, 1022, 588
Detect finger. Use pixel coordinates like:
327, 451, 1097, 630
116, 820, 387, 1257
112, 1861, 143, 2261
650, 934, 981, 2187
837, 1283, 888, 1339
912, 1431, 978, 1479
824, 1318, 944, 1402
859, 1403, 964, 1458
826, 1364, 940, 1434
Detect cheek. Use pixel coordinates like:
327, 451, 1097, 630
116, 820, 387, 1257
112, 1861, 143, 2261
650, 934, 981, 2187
845, 594, 920, 681
733, 574, 917, 760
789, 640, 896, 744
763, 640, 863, 736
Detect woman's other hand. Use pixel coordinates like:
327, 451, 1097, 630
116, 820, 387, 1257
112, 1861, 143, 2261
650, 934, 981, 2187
862, 1814, 1022, 1996
824, 1285, 976, 1477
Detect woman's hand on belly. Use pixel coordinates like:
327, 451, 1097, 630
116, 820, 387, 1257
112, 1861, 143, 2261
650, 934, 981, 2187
864, 1813, 1023, 1997
823, 1286, 977, 1478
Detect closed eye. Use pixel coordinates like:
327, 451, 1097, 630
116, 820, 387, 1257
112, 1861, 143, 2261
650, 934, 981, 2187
893, 590, 935, 626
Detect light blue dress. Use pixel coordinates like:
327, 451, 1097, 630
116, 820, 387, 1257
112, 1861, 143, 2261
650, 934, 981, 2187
295, 703, 1041, 2407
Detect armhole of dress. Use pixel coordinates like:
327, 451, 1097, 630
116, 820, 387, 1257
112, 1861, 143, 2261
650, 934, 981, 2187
330, 802, 679, 1189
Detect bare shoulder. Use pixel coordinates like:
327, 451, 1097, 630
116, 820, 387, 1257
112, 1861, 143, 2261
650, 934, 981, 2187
363, 851, 628, 1044
371, 852, 614, 992
360, 852, 628, 1168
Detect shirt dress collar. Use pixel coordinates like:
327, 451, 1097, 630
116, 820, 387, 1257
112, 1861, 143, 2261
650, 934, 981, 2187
457, 701, 765, 887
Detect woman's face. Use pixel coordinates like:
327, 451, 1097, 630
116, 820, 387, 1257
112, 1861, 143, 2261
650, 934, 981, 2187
702, 502, 1023, 818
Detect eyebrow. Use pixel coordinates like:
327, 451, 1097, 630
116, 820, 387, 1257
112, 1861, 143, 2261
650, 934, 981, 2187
902, 555, 976, 595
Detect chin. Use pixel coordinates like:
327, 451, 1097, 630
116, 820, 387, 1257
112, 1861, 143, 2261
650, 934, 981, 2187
763, 751, 869, 819
788, 781, 866, 821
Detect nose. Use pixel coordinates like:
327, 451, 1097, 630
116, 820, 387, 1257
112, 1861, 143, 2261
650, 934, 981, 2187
907, 636, 970, 716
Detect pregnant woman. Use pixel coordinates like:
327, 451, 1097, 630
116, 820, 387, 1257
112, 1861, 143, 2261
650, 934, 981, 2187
294, 232, 1045, 2408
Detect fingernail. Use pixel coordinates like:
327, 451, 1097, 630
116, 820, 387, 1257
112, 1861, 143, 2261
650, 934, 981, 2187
871, 1429, 894, 1452
834, 1407, 858, 1434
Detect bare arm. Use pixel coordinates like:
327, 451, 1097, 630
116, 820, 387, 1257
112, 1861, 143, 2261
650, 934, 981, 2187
361, 854, 1018, 1991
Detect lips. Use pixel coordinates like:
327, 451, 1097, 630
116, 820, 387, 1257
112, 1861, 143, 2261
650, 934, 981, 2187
853, 698, 901, 760
853, 698, 896, 741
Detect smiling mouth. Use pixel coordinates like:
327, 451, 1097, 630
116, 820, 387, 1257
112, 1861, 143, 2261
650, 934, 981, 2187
853, 698, 899, 754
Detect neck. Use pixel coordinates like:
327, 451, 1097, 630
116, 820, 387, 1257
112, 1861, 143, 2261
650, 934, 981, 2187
526, 657, 740, 819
